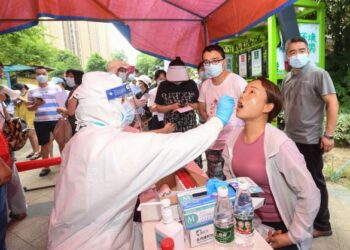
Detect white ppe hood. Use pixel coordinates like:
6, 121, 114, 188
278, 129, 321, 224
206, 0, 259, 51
74, 71, 125, 128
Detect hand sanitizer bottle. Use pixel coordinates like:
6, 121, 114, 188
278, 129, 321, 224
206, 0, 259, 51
155, 199, 185, 250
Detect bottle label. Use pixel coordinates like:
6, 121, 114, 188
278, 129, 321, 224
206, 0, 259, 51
155, 230, 166, 249
235, 218, 254, 235
214, 224, 234, 243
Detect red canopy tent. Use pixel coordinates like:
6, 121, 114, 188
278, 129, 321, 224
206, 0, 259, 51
0, 0, 296, 66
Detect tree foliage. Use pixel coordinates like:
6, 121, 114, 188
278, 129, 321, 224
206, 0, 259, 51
324, 0, 350, 54
324, 0, 350, 113
50, 50, 82, 77
111, 50, 128, 62
0, 24, 83, 78
85, 53, 107, 72
0, 25, 57, 66
325, 53, 350, 113
135, 53, 163, 76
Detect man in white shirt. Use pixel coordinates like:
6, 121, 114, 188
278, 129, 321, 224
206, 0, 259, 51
198, 45, 247, 179
27, 66, 62, 177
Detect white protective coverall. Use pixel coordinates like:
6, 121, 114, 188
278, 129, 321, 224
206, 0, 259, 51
48, 72, 230, 250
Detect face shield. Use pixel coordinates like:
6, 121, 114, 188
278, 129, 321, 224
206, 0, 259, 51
74, 72, 135, 130
166, 65, 189, 84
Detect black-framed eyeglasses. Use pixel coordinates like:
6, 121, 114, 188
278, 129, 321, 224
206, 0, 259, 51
202, 58, 224, 66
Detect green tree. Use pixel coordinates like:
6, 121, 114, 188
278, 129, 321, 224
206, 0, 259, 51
50, 50, 82, 77
324, 0, 350, 113
325, 0, 350, 54
85, 53, 107, 72
111, 50, 128, 62
136, 53, 163, 76
0, 25, 57, 66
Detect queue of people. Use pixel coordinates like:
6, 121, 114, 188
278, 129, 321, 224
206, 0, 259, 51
0, 36, 339, 250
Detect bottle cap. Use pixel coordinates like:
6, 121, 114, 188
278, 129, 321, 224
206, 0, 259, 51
161, 198, 171, 208
239, 182, 249, 190
161, 237, 174, 250
217, 186, 228, 197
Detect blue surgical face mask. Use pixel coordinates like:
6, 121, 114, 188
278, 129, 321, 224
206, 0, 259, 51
36, 74, 48, 84
120, 101, 135, 126
204, 63, 223, 78
128, 73, 135, 81
288, 53, 310, 69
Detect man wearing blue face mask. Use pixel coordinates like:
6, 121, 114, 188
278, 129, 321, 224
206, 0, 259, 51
198, 45, 247, 179
27, 66, 62, 177
281, 36, 339, 239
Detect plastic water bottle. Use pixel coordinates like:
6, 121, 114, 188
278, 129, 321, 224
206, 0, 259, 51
213, 186, 234, 249
233, 182, 255, 248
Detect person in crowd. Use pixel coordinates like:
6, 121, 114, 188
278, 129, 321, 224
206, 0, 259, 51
134, 68, 140, 78
2, 78, 18, 116
0, 149, 11, 250
198, 44, 247, 178
0, 91, 12, 250
56, 69, 84, 134
135, 75, 152, 128
106, 60, 129, 83
13, 84, 40, 160
223, 78, 320, 250
154, 69, 166, 87
196, 61, 209, 89
50, 77, 66, 91
148, 69, 166, 130
136, 75, 151, 99
48, 70, 235, 250
0, 157, 11, 250
27, 66, 62, 177
196, 62, 208, 124
155, 57, 202, 167
281, 37, 338, 238
1, 87, 27, 221
105, 60, 148, 130
155, 57, 199, 132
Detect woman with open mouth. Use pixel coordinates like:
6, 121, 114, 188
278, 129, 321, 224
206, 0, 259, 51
223, 77, 321, 250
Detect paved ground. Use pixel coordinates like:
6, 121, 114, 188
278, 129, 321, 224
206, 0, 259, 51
5, 142, 350, 249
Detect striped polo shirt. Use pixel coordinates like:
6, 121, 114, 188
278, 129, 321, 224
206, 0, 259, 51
28, 85, 61, 122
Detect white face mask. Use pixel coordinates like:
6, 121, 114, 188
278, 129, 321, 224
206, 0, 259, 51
36, 74, 48, 84
156, 79, 165, 85
288, 54, 310, 69
204, 62, 223, 78
118, 72, 127, 82
65, 77, 76, 88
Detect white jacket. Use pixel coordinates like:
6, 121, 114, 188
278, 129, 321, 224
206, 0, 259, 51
223, 124, 320, 250
48, 118, 223, 250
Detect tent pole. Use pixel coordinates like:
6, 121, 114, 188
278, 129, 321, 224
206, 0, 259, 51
202, 19, 208, 46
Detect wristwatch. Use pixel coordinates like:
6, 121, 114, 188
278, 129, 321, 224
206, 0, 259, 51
323, 134, 334, 140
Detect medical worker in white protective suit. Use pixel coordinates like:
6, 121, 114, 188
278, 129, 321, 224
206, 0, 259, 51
48, 70, 235, 250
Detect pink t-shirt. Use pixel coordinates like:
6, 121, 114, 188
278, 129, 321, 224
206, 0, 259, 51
232, 132, 282, 222
198, 73, 246, 150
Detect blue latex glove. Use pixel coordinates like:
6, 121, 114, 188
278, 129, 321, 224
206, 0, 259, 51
214, 96, 235, 126
206, 178, 235, 197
